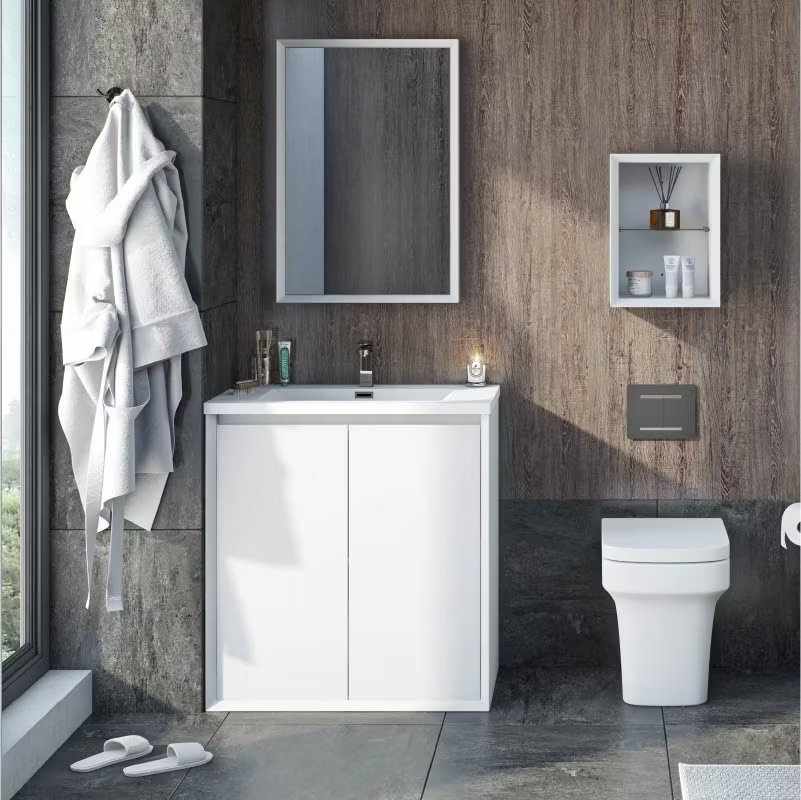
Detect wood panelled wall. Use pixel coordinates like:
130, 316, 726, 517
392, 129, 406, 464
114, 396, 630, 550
239, 0, 799, 500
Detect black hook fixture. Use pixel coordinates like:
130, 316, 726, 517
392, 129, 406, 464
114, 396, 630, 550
96, 86, 123, 103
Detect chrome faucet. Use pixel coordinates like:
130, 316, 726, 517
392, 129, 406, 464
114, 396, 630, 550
359, 341, 374, 387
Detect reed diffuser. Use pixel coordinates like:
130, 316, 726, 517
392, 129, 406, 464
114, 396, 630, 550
648, 165, 682, 230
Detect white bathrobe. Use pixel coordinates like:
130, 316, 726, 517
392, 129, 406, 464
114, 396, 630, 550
59, 90, 207, 612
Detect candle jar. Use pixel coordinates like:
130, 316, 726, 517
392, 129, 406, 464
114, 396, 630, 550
650, 204, 681, 230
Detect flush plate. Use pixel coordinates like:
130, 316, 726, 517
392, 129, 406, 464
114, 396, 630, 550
627, 384, 697, 440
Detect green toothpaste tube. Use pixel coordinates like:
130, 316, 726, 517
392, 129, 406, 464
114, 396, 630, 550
278, 340, 292, 386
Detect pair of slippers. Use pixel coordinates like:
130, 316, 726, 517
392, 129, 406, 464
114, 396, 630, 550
70, 735, 213, 777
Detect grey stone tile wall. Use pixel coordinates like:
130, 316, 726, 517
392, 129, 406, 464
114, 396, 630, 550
50, 529, 203, 713
658, 500, 800, 671
500, 500, 800, 672
50, 0, 238, 714
499, 500, 656, 668
50, 0, 203, 96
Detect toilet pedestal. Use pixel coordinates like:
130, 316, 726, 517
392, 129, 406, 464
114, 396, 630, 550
602, 518, 730, 707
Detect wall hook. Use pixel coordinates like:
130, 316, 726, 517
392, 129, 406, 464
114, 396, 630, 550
96, 86, 123, 103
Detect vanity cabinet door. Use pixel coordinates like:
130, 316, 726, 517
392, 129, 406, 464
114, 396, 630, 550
348, 424, 481, 702
216, 423, 348, 702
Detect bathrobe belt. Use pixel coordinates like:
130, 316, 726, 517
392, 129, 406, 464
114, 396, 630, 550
82, 244, 151, 611
82, 374, 151, 612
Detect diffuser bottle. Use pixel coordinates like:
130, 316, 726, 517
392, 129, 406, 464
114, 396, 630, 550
648, 165, 682, 230
650, 204, 681, 230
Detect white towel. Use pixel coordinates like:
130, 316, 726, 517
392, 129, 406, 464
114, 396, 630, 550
58, 90, 207, 611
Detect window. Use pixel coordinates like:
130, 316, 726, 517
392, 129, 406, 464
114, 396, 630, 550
1, 0, 48, 707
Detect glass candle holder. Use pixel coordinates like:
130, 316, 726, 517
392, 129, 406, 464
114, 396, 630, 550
467, 356, 486, 386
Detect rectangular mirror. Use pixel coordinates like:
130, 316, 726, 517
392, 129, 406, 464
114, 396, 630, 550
277, 39, 459, 303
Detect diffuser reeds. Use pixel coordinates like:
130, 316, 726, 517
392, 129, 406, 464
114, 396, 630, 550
648, 165, 682, 208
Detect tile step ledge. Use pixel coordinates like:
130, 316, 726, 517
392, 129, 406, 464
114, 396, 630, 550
2, 670, 92, 799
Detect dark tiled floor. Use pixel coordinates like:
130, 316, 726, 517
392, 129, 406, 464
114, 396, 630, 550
15, 713, 226, 799
424, 722, 671, 799
18, 668, 799, 800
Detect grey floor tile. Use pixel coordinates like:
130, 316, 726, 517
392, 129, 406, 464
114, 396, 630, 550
225, 711, 444, 726
16, 713, 225, 799
666, 723, 801, 798
663, 670, 799, 725
170, 721, 441, 800
448, 666, 661, 725
424, 721, 671, 800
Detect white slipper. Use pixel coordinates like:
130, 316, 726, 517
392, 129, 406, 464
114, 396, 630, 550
70, 735, 154, 772
123, 742, 213, 777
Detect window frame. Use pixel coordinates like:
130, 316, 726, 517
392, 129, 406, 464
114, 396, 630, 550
2, 0, 49, 708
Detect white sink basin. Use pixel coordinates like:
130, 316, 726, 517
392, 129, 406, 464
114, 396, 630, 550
250, 385, 457, 402
204, 384, 500, 416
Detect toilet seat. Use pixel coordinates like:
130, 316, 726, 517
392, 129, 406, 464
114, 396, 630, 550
602, 518, 729, 563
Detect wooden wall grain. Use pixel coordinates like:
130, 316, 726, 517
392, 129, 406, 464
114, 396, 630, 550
239, 0, 799, 501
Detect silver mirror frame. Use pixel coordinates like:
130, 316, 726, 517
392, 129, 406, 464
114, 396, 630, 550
276, 38, 459, 303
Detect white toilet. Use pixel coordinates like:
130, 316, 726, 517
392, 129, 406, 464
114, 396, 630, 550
602, 518, 730, 706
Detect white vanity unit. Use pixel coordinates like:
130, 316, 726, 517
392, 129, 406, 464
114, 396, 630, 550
203, 385, 499, 711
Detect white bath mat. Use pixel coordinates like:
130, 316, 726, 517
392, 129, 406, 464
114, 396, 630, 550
678, 763, 800, 800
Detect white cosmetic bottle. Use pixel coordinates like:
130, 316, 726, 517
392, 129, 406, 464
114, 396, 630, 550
681, 256, 695, 298
664, 255, 681, 299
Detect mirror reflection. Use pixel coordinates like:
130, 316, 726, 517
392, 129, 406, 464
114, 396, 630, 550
280, 44, 455, 300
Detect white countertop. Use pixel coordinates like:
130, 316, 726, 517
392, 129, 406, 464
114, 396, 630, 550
204, 384, 500, 416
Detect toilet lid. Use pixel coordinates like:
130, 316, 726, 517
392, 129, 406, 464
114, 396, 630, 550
601, 518, 729, 563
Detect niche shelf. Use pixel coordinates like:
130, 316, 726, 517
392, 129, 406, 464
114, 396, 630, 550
610, 154, 721, 308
